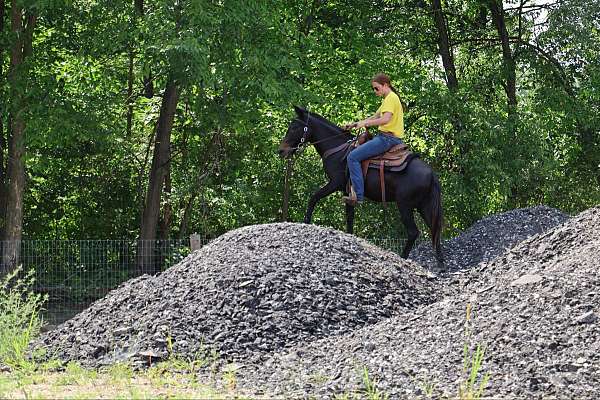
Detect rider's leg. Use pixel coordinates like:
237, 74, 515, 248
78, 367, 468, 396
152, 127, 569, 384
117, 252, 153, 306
347, 135, 391, 201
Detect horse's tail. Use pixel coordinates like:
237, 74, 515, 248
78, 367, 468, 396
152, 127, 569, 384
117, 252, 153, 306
429, 173, 443, 254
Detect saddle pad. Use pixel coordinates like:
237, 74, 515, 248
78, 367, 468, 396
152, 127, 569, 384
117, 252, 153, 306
387, 143, 408, 153
367, 153, 419, 172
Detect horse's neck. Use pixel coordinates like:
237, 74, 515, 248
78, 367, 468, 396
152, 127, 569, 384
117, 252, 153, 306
310, 126, 350, 157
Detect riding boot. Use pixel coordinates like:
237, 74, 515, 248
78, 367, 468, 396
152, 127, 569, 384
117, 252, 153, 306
342, 186, 362, 206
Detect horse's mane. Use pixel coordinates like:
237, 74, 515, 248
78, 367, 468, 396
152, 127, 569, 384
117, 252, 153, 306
309, 112, 343, 131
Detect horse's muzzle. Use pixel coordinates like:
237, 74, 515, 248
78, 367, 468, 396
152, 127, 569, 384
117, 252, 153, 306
278, 142, 294, 158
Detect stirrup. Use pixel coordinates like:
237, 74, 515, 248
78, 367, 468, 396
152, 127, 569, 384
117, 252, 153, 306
342, 195, 357, 206
342, 187, 361, 206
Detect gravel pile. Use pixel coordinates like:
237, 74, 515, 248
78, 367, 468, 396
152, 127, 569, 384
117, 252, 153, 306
410, 205, 569, 272
233, 207, 600, 398
34, 223, 437, 368
34, 204, 599, 398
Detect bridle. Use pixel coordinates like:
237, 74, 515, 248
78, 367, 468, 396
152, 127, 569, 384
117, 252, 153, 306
290, 111, 355, 155
288, 111, 312, 153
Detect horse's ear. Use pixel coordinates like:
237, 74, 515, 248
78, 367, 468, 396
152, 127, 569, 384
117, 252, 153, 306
294, 105, 306, 118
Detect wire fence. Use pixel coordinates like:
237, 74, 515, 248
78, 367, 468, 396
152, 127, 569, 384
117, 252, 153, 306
3, 236, 412, 326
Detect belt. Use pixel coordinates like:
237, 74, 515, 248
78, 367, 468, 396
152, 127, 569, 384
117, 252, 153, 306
379, 131, 399, 138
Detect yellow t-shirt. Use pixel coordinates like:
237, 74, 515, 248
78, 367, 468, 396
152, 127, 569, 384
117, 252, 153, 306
376, 91, 404, 138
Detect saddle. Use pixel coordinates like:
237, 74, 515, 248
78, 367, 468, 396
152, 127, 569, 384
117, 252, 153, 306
351, 131, 416, 204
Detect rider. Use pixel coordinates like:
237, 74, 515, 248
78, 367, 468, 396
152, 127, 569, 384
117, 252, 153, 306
342, 73, 405, 206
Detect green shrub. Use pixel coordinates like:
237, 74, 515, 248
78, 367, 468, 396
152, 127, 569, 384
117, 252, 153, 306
0, 267, 47, 370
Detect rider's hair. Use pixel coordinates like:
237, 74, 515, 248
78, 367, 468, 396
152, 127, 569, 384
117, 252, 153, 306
371, 73, 407, 113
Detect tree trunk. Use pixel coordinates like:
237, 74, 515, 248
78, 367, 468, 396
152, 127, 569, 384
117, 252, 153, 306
158, 164, 172, 241
133, 0, 153, 98
126, 44, 134, 137
431, 0, 458, 92
156, 164, 172, 273
2, 4, 36, 275
488, 0, 517, 111
0, 124, 5, 241
177, 130, 222, 238
3, 120, 26, 273
137, 79, 178, 274
0, 0, 7, 238
281, 158, 294, 222
178, 193, 196, 240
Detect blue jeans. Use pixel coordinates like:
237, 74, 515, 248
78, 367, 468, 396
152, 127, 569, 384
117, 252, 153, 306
347, 133, 404, 201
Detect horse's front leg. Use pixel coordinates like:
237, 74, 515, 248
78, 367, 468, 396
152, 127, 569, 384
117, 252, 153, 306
304, 180, 340, 224
345, 203, 355, 234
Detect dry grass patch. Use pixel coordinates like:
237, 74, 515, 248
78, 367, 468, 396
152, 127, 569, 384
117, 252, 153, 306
0, 367, 246, 399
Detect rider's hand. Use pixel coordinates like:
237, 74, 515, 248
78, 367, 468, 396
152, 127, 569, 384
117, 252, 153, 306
356, 120, 368, 129
342, 122, 357, 130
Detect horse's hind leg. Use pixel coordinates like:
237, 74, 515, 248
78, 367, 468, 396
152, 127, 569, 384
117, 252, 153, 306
397, 206, 419, 258
304, 180, 339, 224
418, 206, 445, 269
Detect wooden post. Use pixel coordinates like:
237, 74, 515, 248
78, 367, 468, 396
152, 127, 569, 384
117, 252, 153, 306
190, 233, 202, 252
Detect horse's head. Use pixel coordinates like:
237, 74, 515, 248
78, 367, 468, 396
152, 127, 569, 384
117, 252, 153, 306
278, 106, 310, 159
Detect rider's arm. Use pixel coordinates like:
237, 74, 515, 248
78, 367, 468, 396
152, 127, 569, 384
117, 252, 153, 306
365, 112, 380, 122
356, 112, 392, 129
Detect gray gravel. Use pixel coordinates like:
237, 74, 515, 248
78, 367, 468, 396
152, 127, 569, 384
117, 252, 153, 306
410, 205, 569, 273
35, 223, 437, 368
33, 205, 600, 398
232, 207, 599, 398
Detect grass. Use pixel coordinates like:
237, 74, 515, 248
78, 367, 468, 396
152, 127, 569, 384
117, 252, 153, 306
458, 303, 491, 400
1, 361, 392, 399
400, 302, 491, 399
361, 366, 388, 400
459, 343, 490, 400
0, 365, 234, 399
0, 267, 47, 371
418, 378, 436, 397
0, 279, 245, 398
332, 365, 389, 400
0, 351, 253, 399
222, 363, 240, 392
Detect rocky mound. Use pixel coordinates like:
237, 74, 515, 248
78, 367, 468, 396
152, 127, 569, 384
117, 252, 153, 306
410, 205, 569, 272
35, 223, 437, 368
234, 207, 599, 398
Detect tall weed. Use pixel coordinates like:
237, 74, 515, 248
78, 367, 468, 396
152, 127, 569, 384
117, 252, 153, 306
361, 366, 388, 400
0, 267, 47, 369
459, 302, 490, 400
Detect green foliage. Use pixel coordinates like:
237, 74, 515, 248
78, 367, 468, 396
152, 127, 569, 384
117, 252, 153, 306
0, 0, 598, 243
0, 268, 47, 370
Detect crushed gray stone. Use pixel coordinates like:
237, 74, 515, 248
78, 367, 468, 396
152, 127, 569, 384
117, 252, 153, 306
232, 207, 599, 398
33, 205, 600, 399
34, 223, 437, 368
410, 205, 569, 273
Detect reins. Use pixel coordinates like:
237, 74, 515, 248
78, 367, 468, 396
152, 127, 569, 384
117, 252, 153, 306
291, 112, 355, 158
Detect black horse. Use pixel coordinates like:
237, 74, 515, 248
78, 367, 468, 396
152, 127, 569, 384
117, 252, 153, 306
278, 106, 444, 269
